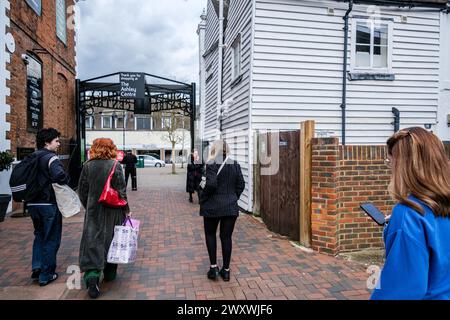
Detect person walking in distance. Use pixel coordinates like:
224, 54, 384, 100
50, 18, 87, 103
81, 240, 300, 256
199, 140, 245, 282
371, 127, 450, 300
121, 150, 138, 191
78, 138, 131, 299
186, 149, 204, 203
27, 128, 69, 286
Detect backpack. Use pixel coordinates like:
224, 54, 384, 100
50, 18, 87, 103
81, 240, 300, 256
9, 151, 51, 202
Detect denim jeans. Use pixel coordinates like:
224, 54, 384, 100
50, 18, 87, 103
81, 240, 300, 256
28, 205, 62, 283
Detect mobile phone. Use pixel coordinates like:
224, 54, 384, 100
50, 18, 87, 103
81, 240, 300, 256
360, 203, 386, 226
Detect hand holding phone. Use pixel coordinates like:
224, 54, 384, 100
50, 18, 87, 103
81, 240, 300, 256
360, 203, 387, 226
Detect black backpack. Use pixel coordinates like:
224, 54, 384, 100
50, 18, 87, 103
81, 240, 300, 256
9, 151, 50, 202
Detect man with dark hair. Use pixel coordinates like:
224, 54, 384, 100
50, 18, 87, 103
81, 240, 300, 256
28, 128, 69, 286
121, 150, 138, 191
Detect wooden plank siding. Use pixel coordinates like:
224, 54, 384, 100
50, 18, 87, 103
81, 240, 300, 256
252, 0, 441, 145
201, 0, 445, 212
203, 0, 254, 210
204, 0, 220, 142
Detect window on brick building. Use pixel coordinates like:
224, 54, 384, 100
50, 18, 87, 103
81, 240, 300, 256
56, 0, 67, 44
26, 0, 42, 16
102, 116, 112, 129
135, 117, 152, 131
162, 116, 172, 129
85, 116, 93, 130
115, 114, 126, 129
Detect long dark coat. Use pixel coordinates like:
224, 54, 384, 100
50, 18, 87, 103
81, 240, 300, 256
199, 157, 245, 218
77, 160, 130, 272
186, 161, 204, 193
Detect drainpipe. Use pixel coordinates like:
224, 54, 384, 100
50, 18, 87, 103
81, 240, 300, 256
341, 0, 353, 146
392, 107, 400, 133
217, 0, 225, 139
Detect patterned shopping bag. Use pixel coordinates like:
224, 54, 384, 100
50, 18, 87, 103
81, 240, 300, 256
107, 217, 140, 264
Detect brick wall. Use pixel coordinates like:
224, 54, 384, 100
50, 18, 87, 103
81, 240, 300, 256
5, 1, 76, 212
311, 138, 395, 255
445, 142, 450, 160
5, 0, 76, 156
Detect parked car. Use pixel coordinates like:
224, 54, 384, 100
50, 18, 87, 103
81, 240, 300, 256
138, 155, 166, 168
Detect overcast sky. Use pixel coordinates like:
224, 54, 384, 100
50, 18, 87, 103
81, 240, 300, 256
76, 0, 205, 84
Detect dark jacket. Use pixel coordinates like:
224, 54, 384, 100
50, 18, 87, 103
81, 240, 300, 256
121, 154, 138, 169
186, 158, 204, 193
28, 149, 69, 204
199, 157, 245, 218
77, 159, 130, 272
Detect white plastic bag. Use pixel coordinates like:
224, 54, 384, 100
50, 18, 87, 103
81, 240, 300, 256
52, 183, 81, 218
107, 218, 139, 264
48, 155, 81, 218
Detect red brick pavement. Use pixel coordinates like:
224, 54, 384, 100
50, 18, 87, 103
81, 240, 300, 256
0, 169, 372, 300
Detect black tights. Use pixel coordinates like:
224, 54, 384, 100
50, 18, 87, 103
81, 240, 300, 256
203, 216, 237, 270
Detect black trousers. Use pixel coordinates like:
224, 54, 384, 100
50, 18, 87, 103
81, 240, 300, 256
125, 167, 137, 190
203, 216, 238, 270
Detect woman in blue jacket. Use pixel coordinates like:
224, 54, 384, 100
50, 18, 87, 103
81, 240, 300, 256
371, 127, 450, 300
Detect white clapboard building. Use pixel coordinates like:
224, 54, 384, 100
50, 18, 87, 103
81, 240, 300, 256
197, 0, 450, 212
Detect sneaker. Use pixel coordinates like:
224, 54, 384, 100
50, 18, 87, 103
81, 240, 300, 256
31, 269, 41, 281
87, 277, 100, 299
39, 273, 58, 287
207, 266, 219, 280
219, 268, 230, 282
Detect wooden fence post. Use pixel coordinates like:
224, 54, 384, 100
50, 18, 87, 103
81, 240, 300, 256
300, 120, 315, 247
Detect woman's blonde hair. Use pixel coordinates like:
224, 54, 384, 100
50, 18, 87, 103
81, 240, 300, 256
208, 139, 230, 162
387, 127, 450, 217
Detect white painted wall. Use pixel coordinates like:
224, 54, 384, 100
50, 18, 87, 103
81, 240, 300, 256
86, 130, 191, 151
198, 12, 207, 144
0, 0, 12, 212
252, 0, 441, 145
204, 0, 220, 142
438, 12, 450, 142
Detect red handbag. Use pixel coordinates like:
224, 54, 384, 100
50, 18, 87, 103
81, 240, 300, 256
98, 160, 128, 208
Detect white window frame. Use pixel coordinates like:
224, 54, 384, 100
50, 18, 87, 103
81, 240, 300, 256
135, 116, 152, 131
162, 116, 172, 129
85, 116, 93, 129
101, 116, 113, 129
231, 35, 242, 81
350, 19, 393, 74
115, 114, 126, 129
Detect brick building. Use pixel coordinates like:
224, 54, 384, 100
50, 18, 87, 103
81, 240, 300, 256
6, 0, 77, 162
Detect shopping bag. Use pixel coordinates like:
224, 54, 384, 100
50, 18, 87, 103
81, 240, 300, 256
52, 183, 81, 218
107, 218, 140, 264
124, 217, 140, 234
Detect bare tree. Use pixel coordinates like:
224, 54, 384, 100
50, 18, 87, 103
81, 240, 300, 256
162, 111, 183, 174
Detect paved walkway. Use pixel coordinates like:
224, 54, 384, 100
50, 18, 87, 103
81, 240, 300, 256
0, 167, 371, 300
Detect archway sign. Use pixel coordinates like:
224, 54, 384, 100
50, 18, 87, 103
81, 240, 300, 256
72, 72, 196, 183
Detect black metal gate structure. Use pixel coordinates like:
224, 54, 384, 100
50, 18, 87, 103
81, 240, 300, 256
72, 72, 196, 185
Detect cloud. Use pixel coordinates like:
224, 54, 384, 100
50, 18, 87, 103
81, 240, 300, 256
75, 0, 205, 84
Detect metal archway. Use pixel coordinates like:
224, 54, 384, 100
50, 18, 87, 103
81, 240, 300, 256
72, 72, 196, 184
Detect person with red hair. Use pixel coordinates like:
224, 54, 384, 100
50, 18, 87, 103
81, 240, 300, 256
78, 138, 131, 299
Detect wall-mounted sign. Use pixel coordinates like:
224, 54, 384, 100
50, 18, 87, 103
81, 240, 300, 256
120, 73, 146, 99
25, 0, 42, 16
26, 55, 43, 133
348, 72, 395, 81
